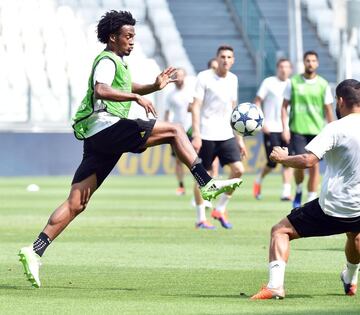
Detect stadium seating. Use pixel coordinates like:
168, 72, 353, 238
0, 0, 194, 125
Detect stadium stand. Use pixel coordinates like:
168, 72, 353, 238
0, 0, 359, 126
0, 0, 195, 125
167, 0, 257, 103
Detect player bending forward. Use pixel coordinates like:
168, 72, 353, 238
252, 79, 360, 299
18, 10, 242, 288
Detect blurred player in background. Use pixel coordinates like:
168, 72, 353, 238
191, 45, 247, 230
207, 58, 218, 71
282, 51, 334, 208
253, 58, 293, 201
252, 79, 360, 300
164, 68, 193, 195
18, 10, 242, 288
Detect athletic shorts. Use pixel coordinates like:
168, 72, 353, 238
287, 198, 360, 237
263, 132, 287, 168
72, 118, 156, 187
289, 132, 316, 155
198, 137, 241, 171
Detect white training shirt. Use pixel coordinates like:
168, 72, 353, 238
305, 113, 360, 218
283, 75, 334, 104
194, 69, 238, 141
257, 76, 289, 132
85, 57, 120, 137
165, 80, 194, 131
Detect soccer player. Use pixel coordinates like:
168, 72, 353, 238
18, 11, 242, 288
253, 58, 293, 201
164, 68, 193, 195
191, 45, 247, 230
282, 51, 334, 208
207, 58, 218, 71
251, 79, 360, 299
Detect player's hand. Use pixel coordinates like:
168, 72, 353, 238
270, 146, 288, 163
192, 136, 202, 153
281, 129, 290, 144
136, 95, 157, 118
154, 67, 178, 90
239, 143, 248, 159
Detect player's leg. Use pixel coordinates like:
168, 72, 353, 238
211, 138, 243, 228
193, 140, 216, 229
254, 133, 274, 199
210, 157, 220, 178
18, 174, 98, 288
175, 157, 185, 195
281, 166, 293, 201
145, 121, 242, 201
341, 232, 360, 295
251, 217, 299, 300
307, 163, 320, 202
290, 133, 307, 208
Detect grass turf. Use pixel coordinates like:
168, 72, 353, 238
0, 175, 359, 314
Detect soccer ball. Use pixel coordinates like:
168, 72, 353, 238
230, 102, 264, 136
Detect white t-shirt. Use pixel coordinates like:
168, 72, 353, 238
305, 113, 360, 218
194, 69, 238, 141
283, 75, 333, 104
165, 81, 193, 131
85, 57, 120, 137
257, 76, 289, 132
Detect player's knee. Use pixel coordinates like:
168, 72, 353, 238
68, 199, 87, 216
232, 167, 243, 178
172, 123, 185, 137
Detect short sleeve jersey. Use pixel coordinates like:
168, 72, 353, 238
305, 113, 360, 218
194, 69, 238, 141
165, 80, 194, 131
257, 76, 290, 132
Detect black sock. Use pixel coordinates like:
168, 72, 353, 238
179, 181, 184, 188
33, 232, 52, 257
190, 158, 212, 187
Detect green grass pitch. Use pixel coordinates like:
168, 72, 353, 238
0, 175, 359, 314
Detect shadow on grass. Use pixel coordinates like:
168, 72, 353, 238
294, 248, 343, 252
0, 284, 137, 292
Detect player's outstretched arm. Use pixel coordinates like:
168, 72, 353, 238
94, 82, 157, 117
270, 146, 319, 169
132, 67, 178, 95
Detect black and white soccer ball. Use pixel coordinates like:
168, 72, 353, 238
230, 102, 264, 136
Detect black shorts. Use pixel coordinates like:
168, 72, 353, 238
72, 118, 156, 187
289, 132, 316, 155
287, 198, 360, 237
263, 132, 287, 168
199, 138, 241, 171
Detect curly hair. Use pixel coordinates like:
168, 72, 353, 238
97, 10, 136, 44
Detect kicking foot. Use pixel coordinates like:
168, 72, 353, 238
200, 178, 242, 201
251, 285, 285, 300
18, 246, 41, 288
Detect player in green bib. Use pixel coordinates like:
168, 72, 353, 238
18, 10, 242, 288
281, 51, 334, 208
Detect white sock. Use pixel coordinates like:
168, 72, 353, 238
215, 193, 232, 213
196, 204, 206, 222
344, 262, 360, 284
267, 260, 286, 289
307, 191, 317, 202
255, 173, 262, 184
282, 183, 291, 198
296, 184, 302, 194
